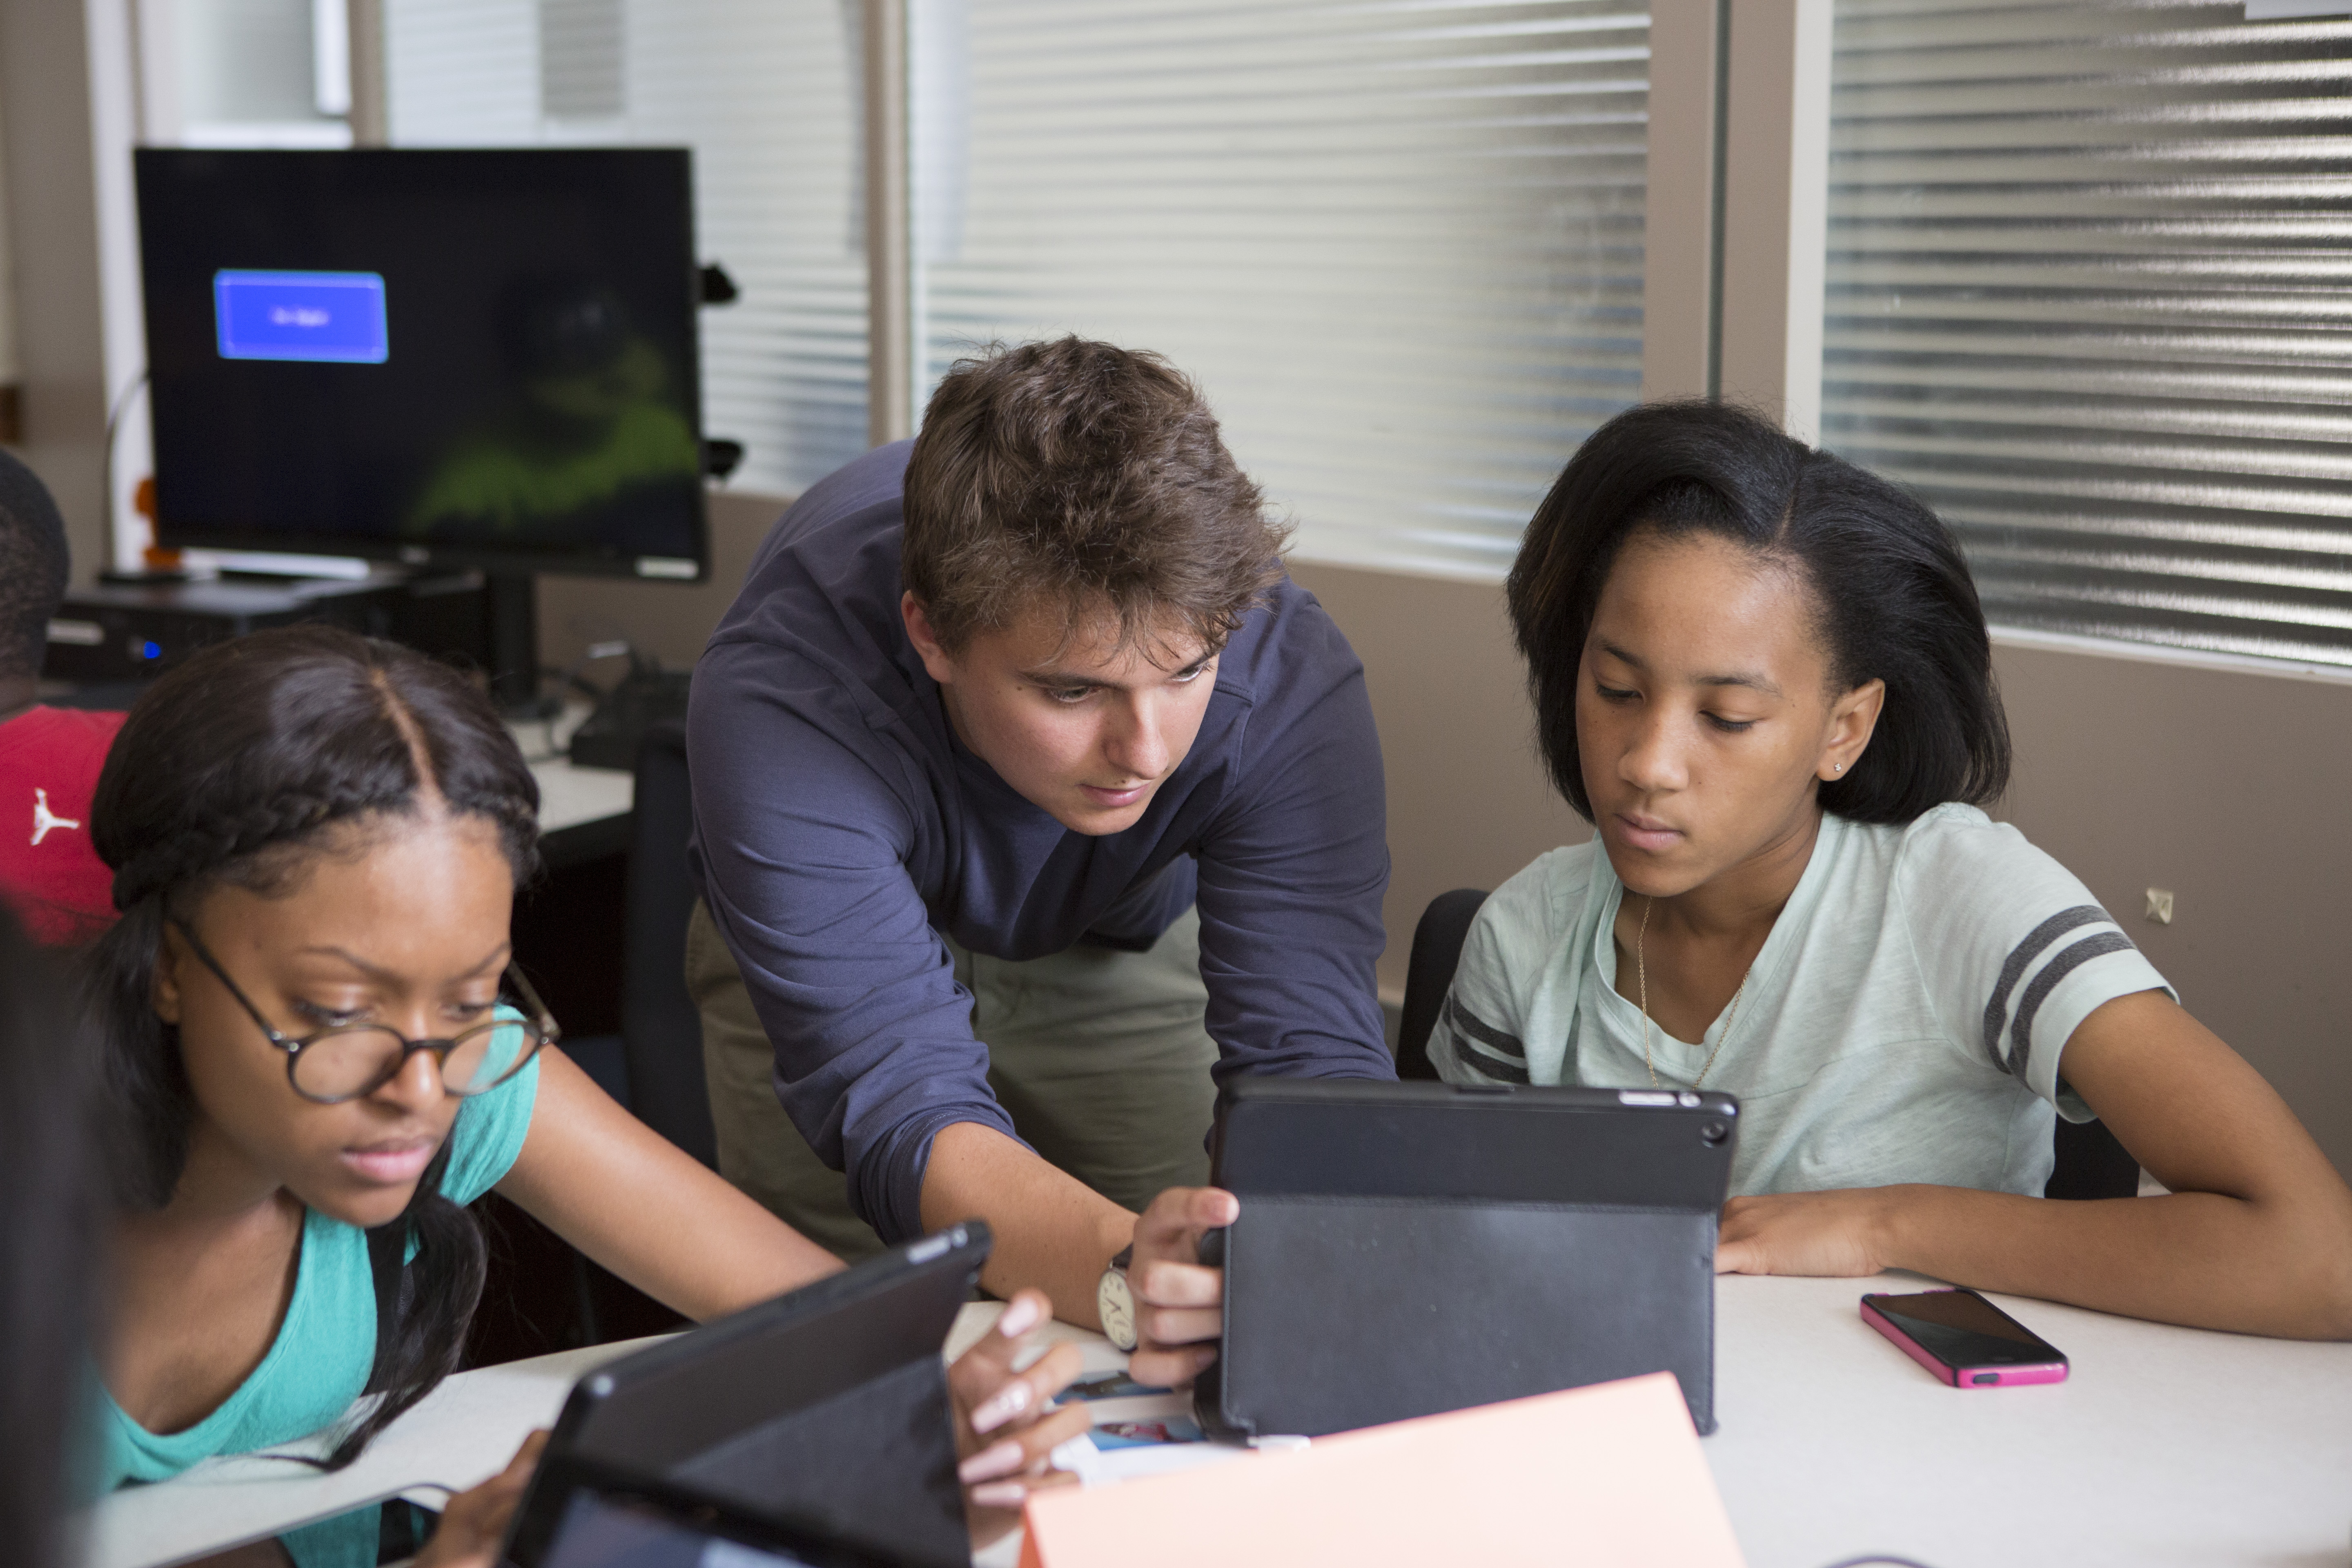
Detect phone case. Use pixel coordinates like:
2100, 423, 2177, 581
1859, 1294, 2070, 1388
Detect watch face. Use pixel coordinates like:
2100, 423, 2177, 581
1098, 1269, 1138, 1352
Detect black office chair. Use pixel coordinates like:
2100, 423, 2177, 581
1395, 888, 1491, 1082
476, 720, 711, 1360
617, 719, 719, 1167
556, 719, 719, 1168
1393, 889, 2140, 1201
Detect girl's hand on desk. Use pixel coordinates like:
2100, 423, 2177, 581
1716, 1189, 1898, 1278
1125, 1186, 1236, 1389
951, 1289, 1091, 1546
414, 1429, 550, 1568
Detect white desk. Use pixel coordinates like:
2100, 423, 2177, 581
87, 1276, 2352, 1568
85, 1339, 660, 1568
531, 752, 633, 839
1707, 1274, 2350, 1567
510, 713, 634, 865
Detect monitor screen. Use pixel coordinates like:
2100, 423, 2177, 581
135, 147, 708, 579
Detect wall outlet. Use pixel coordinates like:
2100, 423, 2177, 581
2145, 887, 2175, 925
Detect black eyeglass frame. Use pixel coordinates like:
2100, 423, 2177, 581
170, 917, 561, 1105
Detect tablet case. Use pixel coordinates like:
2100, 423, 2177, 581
545, 1222, 988, 1568
1194, 1081, 1736, 1440
505, 1448, 918, 1568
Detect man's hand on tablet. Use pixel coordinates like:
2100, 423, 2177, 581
1124, 1187, 1238, 1390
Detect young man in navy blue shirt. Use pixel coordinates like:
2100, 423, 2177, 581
686, 337, 1394, 1382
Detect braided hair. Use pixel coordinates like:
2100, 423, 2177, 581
85, 624, 540, 1468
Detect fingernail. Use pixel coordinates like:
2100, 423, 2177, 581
958, 1439, 1025, 1483
970, 1481, 1026, 1509
971, 1381, 1032, 1434
997, 1295, 1044, 1339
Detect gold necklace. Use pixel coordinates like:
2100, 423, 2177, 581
1636, 894, 1751, 1090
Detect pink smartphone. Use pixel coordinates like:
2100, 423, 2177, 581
1860, 1288, 2069, 1388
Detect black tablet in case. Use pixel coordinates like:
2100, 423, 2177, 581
1194, 1080, 1737, 1441
503, 1448, 917, 1568
541, 1222, 988, 1568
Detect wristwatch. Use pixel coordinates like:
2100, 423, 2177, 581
1096, 1245, 1138, 1352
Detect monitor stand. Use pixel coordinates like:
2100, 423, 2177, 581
486, 572, 561, 719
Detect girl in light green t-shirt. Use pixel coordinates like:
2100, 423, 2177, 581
1437, 401, 2352, 1342
84, 627, 1091, 1566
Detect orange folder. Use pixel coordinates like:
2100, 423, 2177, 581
1018, 1370, 1745, 1568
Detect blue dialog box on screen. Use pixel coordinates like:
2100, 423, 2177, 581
213, 270, 388, 363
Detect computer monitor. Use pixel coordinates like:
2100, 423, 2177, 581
134, 147, 711, 704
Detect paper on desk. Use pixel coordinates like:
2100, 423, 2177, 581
1016, 1371, 1746, 1568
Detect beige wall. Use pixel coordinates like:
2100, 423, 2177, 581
1284, 562, 1590, 998
0, 0, 112, 582
1993, 644, 2352, 1183
535, 488, 791, 673
548, 525, 2351, 1182
0, 60, 18, 389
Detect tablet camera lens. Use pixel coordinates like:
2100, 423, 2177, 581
1700, 1119, 1728, 1146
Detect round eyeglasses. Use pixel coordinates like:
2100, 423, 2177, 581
172, 918, 560, 1104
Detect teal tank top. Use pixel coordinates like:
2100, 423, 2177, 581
96, 1054, 541, 1495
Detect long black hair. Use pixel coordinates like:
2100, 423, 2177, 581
0, 907, 102, 1567
85, 624, 541, 1468
1507, 400, 2010, 824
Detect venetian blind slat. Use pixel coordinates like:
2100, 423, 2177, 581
913, 0, 1649, 579
383, 0, 866, 497
1824, 0, 2352, 666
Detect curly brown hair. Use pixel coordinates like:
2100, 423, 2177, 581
901, 337, 1289, 660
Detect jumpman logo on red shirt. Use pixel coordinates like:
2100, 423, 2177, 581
31, 788, 81, 847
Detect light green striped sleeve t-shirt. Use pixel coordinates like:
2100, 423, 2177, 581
1427, 805, 2172, 1198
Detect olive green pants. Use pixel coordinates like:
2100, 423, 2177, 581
687, 898, 1218, 1261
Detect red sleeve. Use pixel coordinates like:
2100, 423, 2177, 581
0, 707, 128, 945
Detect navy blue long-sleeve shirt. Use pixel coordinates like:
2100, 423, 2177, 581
686, 442, 1396, 1240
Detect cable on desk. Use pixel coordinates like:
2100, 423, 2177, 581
1819, 1556, 1943, 1568
242, 1446, 464, 1498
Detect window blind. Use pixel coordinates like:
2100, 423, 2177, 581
1824, 2, 2352, 666
911, 0, 1649, 580
383, 0, 869, 497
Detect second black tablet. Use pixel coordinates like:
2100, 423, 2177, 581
1196, 1080, 1737, 1439
543, 1222, 988, 1568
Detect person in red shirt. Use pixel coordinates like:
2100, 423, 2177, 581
0, 450, 125, 945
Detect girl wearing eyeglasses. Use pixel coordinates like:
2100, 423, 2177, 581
83, 625, 1085, 1560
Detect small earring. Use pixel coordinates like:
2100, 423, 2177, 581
1833, 762, 1845, 774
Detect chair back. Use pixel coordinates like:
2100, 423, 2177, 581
2046, 1116, 2139, 1200
1395, 888, 1490, 1080
620, 719, 719, 1167
1391, 888, 2138, 1199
